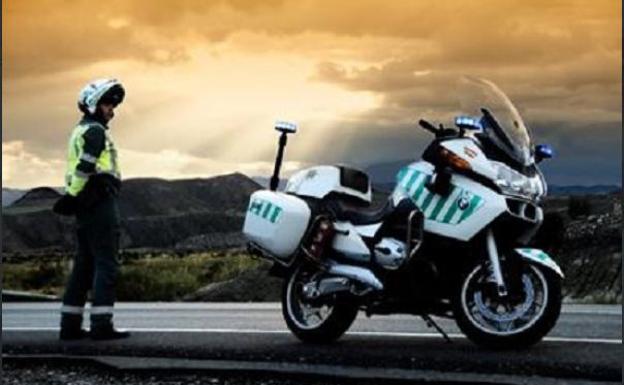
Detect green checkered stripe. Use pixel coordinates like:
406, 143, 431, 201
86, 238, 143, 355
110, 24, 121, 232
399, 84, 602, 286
396, 167, 484, 225
248, 198, 283, 224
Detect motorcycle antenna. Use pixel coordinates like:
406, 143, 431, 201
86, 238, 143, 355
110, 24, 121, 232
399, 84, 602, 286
270, 120, 298, 191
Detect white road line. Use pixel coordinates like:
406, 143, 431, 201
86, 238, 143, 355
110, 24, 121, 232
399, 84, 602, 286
3, 327, 621, 344
2, 303, 621, 315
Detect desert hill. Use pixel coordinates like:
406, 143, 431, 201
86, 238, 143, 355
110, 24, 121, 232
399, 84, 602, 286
2, 173, 261, 255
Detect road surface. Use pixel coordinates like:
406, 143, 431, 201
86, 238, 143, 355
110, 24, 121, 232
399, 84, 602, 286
3, 303, 622, 383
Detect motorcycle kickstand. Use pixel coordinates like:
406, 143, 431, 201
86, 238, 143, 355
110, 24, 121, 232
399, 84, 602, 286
420, 314, 452, 343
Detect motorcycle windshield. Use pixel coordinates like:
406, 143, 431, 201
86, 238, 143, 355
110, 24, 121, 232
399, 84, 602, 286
458, 77, 533, 166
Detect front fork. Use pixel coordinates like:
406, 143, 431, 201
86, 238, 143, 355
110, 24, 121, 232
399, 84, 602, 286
485, 228, 508, 297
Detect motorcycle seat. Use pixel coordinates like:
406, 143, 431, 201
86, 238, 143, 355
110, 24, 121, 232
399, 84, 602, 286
329, 198, 395, 225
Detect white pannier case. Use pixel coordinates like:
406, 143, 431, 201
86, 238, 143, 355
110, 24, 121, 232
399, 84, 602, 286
243, 190, 311, 260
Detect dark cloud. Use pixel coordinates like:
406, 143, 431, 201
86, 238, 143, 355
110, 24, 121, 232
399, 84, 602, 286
296, 117, 622, 186
311, 60, 621, 183
5, 0, 619, 79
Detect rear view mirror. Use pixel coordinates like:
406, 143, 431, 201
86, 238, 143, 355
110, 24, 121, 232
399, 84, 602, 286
535, 144, 554, 163
275, 120, 298, 134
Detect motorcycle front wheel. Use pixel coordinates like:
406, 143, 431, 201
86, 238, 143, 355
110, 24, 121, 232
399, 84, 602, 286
452, 262, 562, 349
282, 265, 359, 344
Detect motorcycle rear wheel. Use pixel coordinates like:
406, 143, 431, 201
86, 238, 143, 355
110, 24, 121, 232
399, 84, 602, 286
282, 266, 359, 344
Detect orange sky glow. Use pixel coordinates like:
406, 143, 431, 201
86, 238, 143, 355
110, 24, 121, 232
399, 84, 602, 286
2, 0, 621, 188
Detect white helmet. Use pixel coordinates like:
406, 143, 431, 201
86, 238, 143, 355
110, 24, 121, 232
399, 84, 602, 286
78, 78, 125, 115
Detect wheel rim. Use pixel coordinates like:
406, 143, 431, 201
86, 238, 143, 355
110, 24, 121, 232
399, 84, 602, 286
286, 267, 335, 330
461, 264, 548, 336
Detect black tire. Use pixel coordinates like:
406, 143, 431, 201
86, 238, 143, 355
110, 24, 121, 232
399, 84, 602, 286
281, 267, 359, 344
452, 262, 562, 349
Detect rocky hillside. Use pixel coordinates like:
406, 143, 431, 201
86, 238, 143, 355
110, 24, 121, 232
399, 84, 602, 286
2, 173, 261, 258
547, 194, 621, 301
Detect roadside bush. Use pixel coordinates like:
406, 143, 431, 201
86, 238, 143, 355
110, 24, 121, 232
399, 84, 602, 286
3, 252, 263, 301
3, 261, 68, 294
115, 253, 262, 301
117, 263, 200, 301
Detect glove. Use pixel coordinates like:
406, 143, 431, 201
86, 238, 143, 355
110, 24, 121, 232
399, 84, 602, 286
53, 194, 79, 216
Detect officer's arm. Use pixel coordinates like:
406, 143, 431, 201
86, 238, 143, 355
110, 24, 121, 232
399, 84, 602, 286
66, 126, 106, 196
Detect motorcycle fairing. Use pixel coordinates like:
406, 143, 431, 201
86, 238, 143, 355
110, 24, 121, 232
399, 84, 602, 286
396, 166, 485, 225
439, 138, 497, 181
392, 161, 507, 241
514, 248, 564, 278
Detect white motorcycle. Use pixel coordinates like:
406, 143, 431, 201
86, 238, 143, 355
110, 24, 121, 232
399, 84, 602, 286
243, 77, 562, 348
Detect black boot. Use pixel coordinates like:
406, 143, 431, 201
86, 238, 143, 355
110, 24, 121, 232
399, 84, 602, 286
60, 313, 88, 341
90, 324, 131, 340
91, 307, 130, 340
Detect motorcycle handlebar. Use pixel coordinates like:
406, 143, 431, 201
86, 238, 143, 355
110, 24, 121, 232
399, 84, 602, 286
419, 119, 439, 135
419, 119, 461, 139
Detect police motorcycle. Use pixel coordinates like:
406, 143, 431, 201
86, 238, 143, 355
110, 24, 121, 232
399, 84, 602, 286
243, 77, 562, 348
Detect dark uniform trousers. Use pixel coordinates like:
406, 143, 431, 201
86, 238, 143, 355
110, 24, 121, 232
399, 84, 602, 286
60, 195, 121, 331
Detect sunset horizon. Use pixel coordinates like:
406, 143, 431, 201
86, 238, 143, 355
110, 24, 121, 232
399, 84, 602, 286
3, 0, 621, 189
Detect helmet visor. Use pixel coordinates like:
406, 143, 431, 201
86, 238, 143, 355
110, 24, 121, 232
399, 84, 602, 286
99, 84, 125, 106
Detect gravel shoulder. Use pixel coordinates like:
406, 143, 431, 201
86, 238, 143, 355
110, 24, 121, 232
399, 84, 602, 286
1, 360, 372, 385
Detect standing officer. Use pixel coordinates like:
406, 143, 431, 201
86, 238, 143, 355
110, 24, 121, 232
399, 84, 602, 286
54, 78, 130, 340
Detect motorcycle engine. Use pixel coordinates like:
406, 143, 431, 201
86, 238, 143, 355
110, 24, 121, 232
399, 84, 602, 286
374, 238, 407, 270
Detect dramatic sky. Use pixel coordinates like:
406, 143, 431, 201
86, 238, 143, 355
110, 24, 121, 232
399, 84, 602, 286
3, 0, 621, 188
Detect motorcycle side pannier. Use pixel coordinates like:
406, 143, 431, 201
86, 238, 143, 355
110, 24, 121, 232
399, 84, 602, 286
243, 190, 311, 260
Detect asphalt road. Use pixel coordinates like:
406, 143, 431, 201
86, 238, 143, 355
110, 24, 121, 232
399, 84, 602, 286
3, 303, 622, 383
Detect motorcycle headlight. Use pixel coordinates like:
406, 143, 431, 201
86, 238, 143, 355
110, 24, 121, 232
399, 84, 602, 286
490, 161, 545, 200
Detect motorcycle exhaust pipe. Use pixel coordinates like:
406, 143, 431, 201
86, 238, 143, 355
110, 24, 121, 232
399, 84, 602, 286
302, 277, 351, 300
327, 262, 384, 291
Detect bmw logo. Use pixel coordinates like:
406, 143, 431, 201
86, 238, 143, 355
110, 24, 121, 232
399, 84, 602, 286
457, 192, 472, 210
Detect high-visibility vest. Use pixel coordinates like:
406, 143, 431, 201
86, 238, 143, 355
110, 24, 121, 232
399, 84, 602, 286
65, 120, 120, 196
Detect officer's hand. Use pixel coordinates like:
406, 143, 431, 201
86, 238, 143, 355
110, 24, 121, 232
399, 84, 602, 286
53, 194, 78, 216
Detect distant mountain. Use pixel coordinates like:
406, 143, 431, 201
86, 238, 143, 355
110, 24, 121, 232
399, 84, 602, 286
118, 173, 260, 217
251, 176, 287, 191
2, 187, 64, 207
2, 173, 262, 255
2, 188, 26, 207
548, 185, 622, 196
11, 187, 62, 208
